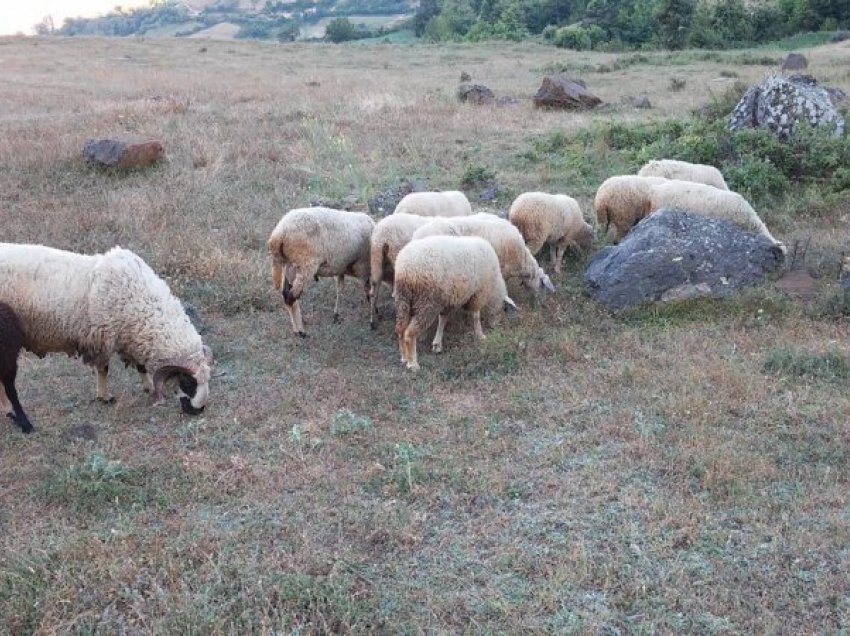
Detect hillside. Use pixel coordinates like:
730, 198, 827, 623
50, 0, 417, 40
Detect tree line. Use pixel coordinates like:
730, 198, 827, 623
414, 0, 850, 49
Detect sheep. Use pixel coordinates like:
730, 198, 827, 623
648, 180, 784, 248
508, 192, 595, 274
0, 302, 33, 434
411, 213, 555, 294
268, 206, 375, 336
594, 175, 668, 242
0, 243, 213, 415
393, 235, 517, 371
638, 159, 729, 190
393, 191, 473, 217
369, 212, 438, 329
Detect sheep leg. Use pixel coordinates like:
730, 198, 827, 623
403, 314, 433, 372
370, 281, 380, 329
472, 311, 486, 341
96, 364, 115, 404
333, 275, 344, 323
2, 374, 33, 434
282, 264, 316, 337
432, 313, 448, 353
553, 242, 567, 275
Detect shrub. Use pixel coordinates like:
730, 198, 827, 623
552, 24, 603, 50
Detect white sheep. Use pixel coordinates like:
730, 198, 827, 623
369, 212, 438, 329
411, 213, 555, 294
648, 180, 784, 248
638, 159, 729, 190
508, 192, 595, 274
268, 206, 375, 336
0, 243, 213, 414
393, 235, 517, 371
393, 191, 473, 217
594, 175, 668, 242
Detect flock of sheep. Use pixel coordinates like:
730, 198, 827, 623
0, 158, 782, 433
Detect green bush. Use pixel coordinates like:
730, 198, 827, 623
552, 24, 604, 50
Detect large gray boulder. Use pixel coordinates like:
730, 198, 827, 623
457, 83, 496, 105
533, 74, 601, 110
585, 209, 785, 311
728, 74, 845, 138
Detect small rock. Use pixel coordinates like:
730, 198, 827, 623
781, 52, 808, 71
621, 95, 652, 109
459, 71, 472, 82
457, 83, 495, 106
496, 96, 520, 108
368, 178, 428, 216
533, 74, 601, 110
83, 136, 164, 169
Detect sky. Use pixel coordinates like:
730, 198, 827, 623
0, 0, 148, 35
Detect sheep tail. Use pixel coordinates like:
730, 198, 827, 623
371, 241, 389, 287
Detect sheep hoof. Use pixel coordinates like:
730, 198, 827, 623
432, 344, 443, 354
333, 313, 340, 324
17, 419, 34, 434
296, 331, 308, 339
370, 321, 377, 331
406, 362, 420, 371
97, 396, 116, 405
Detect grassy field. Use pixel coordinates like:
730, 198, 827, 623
1, 35, 850, 633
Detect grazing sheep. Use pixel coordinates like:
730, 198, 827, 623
411, 213, 555, 294
0, 302, 33, 433
394, 236, 517, 371
369, 212, 438, 329
0, 243, 213, 415
509, 192, 595, 274
393, 191, 473, 217
594, 175, 668, 242
648, 180, 784, 248
268, 206, 375, 336
638, 159, 729, 190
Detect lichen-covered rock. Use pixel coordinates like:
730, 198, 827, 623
585, 208, 784, 311
83, 136, 164, 169
533, 74, 601, 110
728, 74, 845, 138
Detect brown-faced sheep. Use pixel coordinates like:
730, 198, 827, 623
0, 302, 33, 434
393, 236, 517, 371
0, 243, 213, 415
508, 192, 595, 273
638, 159, 729, 190
393, 191, 473, 217
268, 206, 375, 336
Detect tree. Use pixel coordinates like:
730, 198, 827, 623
413, 0, 439, 36
653, 0, 696, 49
325, 17, 362, 42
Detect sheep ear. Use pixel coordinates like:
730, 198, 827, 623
540, 271, 555, 292
503, 297, 519, 313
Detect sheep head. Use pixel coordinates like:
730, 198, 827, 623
152, 345, 213, 415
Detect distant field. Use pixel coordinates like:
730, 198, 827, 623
0, 35, 849, 633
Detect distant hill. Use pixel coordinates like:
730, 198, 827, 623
47, 0, 417, 41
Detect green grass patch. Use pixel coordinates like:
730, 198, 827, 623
764, 347, 850, 381
41, 453, 189, 516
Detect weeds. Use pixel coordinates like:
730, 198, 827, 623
764, 347, 850, 381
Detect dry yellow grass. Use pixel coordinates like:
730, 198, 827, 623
1, 35, 850, 633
